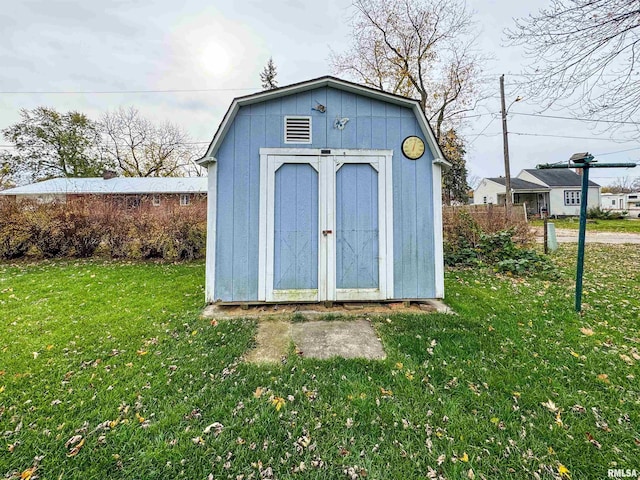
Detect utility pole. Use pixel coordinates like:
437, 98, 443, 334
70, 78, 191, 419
500, 74, 512, 212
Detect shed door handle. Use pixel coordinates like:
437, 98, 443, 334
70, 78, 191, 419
322, 230, 333, 236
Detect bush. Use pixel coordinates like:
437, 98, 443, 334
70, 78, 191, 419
587, 206, 626, 220
445, 228, 558, 278
27, 205, 73, 258
0, 199, 32, 259
0, 197, 207, 261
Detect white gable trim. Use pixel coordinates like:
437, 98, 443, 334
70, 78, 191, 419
197, 77, 448, 167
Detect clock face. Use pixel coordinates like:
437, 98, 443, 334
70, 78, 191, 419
401, 136, 425, 160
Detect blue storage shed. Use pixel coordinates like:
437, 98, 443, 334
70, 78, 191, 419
197, 76, 449, 304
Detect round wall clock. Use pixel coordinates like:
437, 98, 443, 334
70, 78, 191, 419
401, 136, 425, 160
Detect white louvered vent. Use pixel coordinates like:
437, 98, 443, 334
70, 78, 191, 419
284, 116, 312, 144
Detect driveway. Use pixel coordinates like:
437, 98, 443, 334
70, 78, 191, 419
533, 227, 640, 244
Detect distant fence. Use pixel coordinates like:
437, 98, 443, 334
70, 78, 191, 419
442, 204, 532, 244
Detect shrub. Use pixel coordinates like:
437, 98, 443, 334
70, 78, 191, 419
0, 199, 32, 259
27, 204, 73, 258
0, 197, 207, 262
587, 206, 626, 220
445, 228, 558, 278
65, 202, 105, 257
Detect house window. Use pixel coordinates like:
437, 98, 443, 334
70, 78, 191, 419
284, 116, 312, 144
629, 195, 638, 199
611, 200, 616, 206
564, 190, 581, 206
483, 196, 487, 204
152, 194, 161, 206
180, 194, 191, 206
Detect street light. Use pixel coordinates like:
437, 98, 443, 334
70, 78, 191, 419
500, 74, 521, 212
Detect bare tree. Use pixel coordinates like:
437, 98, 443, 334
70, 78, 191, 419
505, 0, 640, 125
602, 176, 640, 193
467, 173, 482, 191
330, 0, 485, 141
100, 107, 199, 177
260, 57, 278, 90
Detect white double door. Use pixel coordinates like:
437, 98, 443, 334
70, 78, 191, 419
258, 150, 393, 302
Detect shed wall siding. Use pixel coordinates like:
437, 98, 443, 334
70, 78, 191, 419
214, 86, 436, 301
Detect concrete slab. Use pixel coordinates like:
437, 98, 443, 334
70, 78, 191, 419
290, 319, 386, 360
244, 320, 291, 364
423, 299, 456, 314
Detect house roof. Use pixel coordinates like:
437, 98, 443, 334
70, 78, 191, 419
196, 75, 449, 167
487, 177, 550, 191
522, 169, 599, 187
0, 177, 208, 196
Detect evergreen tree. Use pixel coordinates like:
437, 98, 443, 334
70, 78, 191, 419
440, 129, 470, 205
260, 57, 278, 90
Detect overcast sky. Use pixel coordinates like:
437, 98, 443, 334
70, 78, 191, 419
1, 0, 638, 186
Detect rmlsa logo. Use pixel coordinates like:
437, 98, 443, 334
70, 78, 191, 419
608, 469, 638, 478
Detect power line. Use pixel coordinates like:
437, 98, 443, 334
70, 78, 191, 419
0, 141, 211, 148
594, 146, 640, 157
509, 131, 637, 142
0, 87, 260, 95
510, 111, 640, 126
468, 131, 637, 142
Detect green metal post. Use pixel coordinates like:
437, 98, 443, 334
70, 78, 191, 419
575, 163, 591, 312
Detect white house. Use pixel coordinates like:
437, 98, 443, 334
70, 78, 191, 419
601, 192, 640, 217
474, 169, 600, 217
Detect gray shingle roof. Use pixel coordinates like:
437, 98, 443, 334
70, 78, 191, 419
487, 177, 550, 191
0, 177, 208, 195
523, 169, 599, 187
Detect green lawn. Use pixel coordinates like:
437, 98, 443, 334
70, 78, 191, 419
1, 250, 639, 479
531, 217, 640, 233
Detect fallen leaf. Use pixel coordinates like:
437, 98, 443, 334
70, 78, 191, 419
596, 374, 610, 384
65, 435, 83, 448
460, 452, 469, 462
67, 437, 85, 457
379, 387, 393, 397
203, 422, 224, 436
555, 411, 563, 427
20, 467, 36, 480
136, 350, 147, 356
620, 354, 634, 365
580, 327, 594, 336
541, 399, 559, 413
210, 319, 218, 327
557, 463, 570, 478
253, 387, 264, 399
570, 351, 580, 358
271, 396, 286, 411
467, 468, 475, 479
585, 432, 602, 449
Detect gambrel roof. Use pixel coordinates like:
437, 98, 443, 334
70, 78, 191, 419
197, 76, 449, 167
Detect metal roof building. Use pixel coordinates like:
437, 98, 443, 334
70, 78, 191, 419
0, 177, 208, 196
